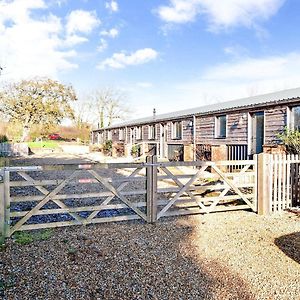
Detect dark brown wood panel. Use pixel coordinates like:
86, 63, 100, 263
227, 113, 248, 143
265, 107, 286, 145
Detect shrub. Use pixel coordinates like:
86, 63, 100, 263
103, 140, 112, 155
277, 128, 300, 154
0, 135, 8, 143
89, 144, 103, 152
131, 144, 141, 157
114, 143, 125, 157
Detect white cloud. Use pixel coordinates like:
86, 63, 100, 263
100, 28, 119, 38
105, 1, 119, 12
137, 82, 153, 88
66, 10, 100, 35
157, 0, 285, 30
98, 48, 158, 69
97, 38, 108, 52
0, 0, 80, 80
176, 52, 300, 105
0, 1, 105, 81
64, 34, 88, 46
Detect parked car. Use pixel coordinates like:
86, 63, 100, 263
48, 133, 62, 140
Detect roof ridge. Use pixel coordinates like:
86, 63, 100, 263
96, 86, 300, 130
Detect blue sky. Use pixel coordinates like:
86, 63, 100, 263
1, 0, 300, 121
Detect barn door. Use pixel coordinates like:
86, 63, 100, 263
251, 112, 264, 154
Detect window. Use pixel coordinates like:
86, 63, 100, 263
119, 128, 125, 140
97, 132, 104, 144
215, 115, 227, 138
171, 121, 182, 139
148, 125, 156, 139
107, 130, 112, 140
291, 106, 300, 130
136, 126, 142, 140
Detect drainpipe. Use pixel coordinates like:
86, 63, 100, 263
193, 115, 196, 161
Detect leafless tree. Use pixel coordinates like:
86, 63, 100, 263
89, 88, 130, 128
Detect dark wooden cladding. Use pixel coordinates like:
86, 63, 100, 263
197, 116, 215, 143
91, 96, 300, 159
95, 106, 287, 147
227, 113, 248, 143
264, 107, 286, 144
111, 129, 119, 143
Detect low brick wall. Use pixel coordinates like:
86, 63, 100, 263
263, 144, 286, 154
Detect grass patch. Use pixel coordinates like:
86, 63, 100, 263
0, 157, 10, 167
13, 229, 53, 245
27, 140, 59, 149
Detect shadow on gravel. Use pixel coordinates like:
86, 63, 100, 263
275, 232, 300, 264
1, 217, 256, 300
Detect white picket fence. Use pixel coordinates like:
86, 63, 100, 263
267, 154, 300, 213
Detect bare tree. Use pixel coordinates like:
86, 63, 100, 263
73, 100, 94, 129
89, 88, 130, 128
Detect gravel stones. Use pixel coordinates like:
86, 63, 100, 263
0, 211, 299, 300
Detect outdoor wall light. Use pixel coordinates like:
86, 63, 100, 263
238, 113, 247, 125
186, 121, 193, 129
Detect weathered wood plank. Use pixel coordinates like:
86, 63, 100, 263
88, 169, 147, 221
157, 166, 209, 219
17, 215, 141, 231
11, 189, 147, 203
163, 204, 251, 217
10, 171, 79, 235
0, 169, 5, 242
18, 172, 84, 224
4, 171, 10, 237
86, 167, 144, 222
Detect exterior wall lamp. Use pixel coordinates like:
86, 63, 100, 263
186, 120, 193, 130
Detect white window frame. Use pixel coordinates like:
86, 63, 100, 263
119, 128, 125, 141
136, 126, 142, 140
289, 106, 300, 130
148, 124, 156, 140
215, 115, 227, 138
107, 130, 112, 140
171, 121, 182, 140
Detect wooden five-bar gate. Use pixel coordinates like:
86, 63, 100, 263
0, 157, 257, 240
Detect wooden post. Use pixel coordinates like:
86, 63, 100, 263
4, 170, 10, 238
257, 153, 272, 215
0, 169, 5, 243
146, 156, 157, 223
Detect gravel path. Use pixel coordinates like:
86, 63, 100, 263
1, 211, 299, 300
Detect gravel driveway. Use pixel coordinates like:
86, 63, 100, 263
1, 211, 299, 300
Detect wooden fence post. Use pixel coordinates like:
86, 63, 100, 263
146, 156, 157, 223
257, 153, 272, 215
0, 168, 5, 243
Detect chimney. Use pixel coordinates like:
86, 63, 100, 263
153, 108, 156, 119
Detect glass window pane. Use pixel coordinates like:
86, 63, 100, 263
293, 107, 300, 130
216, 115, 226, 138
